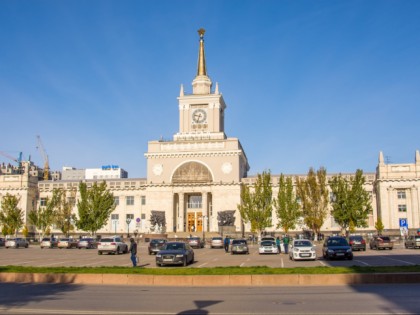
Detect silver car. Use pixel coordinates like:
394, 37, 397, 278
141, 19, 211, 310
210, 237, 223, 249
5, 238, 29, 249
40, 237, 58, 249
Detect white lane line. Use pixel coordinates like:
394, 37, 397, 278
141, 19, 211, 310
382, 256, 415, 265
318, 260, 327, 266
240, 262, 245, 267
197, 262, 208, 268
354, 259, 370, 266
281, 257, 284, 268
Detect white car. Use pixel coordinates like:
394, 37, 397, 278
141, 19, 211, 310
5, 238, 29, 249
97, 236, 128, 255
289, 239, 316, 261
259, 240, 279, 254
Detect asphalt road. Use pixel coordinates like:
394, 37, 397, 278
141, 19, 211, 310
1, 283, 420, 314
1, 242, 420, 268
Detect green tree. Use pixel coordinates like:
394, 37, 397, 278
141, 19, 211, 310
295, 167, 329, 240
329, 169, 372, 236
375, 218, 385, 235
0, 193, 24, 236
273, 174, 301, 233
28, 194, 58, 241
53, 188, 77, 237
238, 171, 273, 236
76, 181, 116, 236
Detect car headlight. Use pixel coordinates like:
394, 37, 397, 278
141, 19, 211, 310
156, 254, 162, 257
175, 254, 184, 257
347, 249, 352, 253
327, 249, 334, 253
311, 247, 316, 251
293, 248, 299, 252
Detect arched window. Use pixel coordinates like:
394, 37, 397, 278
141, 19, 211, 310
172, 162, 212, 183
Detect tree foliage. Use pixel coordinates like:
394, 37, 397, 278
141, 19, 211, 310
329, 169, 372, 235
238, 171, 273, 235
53, 188, 77, 236
273, 174, 301, 233
76, 181, 115, 236
0, 193, 24, 236
28, 194, 59, 240
375, 218, 385, 235
295, 167, 329, 238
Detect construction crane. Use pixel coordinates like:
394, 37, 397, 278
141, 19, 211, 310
0, 151, 23, 173
36, 135, 50, 180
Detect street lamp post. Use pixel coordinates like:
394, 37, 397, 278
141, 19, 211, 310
202, 215, 207, 242
126, 217, 132, 238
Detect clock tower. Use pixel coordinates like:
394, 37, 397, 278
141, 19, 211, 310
175, 28, 226, 141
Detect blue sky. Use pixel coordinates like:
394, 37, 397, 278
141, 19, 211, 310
1, 1, 419, 178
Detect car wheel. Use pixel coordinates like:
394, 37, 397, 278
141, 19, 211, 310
156, 262, 161, 267
191, 255, 195, 264
183, 257, 187, 267
98, 251, 102, 255
348, 256, 353, 260
41, 246, 43, 249
115, 247, 120, 255
25, 244, 28, 248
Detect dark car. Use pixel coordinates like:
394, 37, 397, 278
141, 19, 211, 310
404, 235, 420, 249
231, 239, 249, 255
0, 237, 5, 247
156, 241, 194, 267
348, 235, 366, 251
77, 238, 98, 249
187, 237, 205, 249
148, 239, 167, 255
369, 235, 393, 250
322, 236, 353, 260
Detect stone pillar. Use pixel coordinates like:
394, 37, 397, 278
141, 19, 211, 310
202, 192, 208, 232
387, 186, 394, 229
411, 186, 419, 229
179, 193, 185, 232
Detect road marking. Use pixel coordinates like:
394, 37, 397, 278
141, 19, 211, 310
382, 256, 415, 265
354, 260, 370, 266
318, 260, 327, 266
197, 262, 208, 268
281, 257, 284, 268
240, 262, 245, 267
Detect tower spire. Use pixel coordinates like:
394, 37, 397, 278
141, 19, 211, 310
197, 28, 207, 76
192, 28, 212, 95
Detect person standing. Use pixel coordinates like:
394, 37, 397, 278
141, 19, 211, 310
224, 235, 230, 253
283, 235, 290, 254
129, 238, 138, 267
276, 236, 281, 253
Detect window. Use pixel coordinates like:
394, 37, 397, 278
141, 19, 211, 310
397, 190, 406, 199
141, 213, 146, 220
141, 196, 146, 205
111, 214, 119, 220
114, 196, 119, 206
188, 195, 202, 209
398, 205, 407, 212
126, 196, 134, 206
40, 198, 47, 206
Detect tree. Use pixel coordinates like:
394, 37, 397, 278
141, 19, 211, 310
53, 188, 77, 237
295, 167, 329, 240
375, 218, 384, 235
0, 193, 24, 236
329, 169, 372, 236
273, 174, 301, 233
28, 194, 58, 240
76, 181, 116, 236
238, 171, 273, 236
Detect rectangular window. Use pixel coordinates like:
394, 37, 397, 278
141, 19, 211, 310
126, 196, 134, 206
141, 213, 146, 220
187, 195, 202, 209
40, 198, 47, 207
398, 204, 407, 212
141, 196, 146, 205
111, 214, 119, 220
114, 196, 119, 206
397, 190, 406, 199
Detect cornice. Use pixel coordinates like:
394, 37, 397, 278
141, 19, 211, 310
145, 150, 244, 159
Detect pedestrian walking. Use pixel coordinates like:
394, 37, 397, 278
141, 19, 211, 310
224, 235, 230, 253
276, 236, 281, 253
283, 235, 290, 254
129, 238, 138, 267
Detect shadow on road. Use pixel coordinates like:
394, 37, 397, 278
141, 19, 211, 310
177, 300, 223, 315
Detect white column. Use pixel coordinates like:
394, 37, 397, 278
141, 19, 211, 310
411, 186, 419, 229
179, 193, 185, 232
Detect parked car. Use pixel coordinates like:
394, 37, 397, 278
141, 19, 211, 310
187, 237, 205, 249
231, 239, 249, 255
156, 241, 194, 267
289, 239, 317, 261
404, 235, 420, 249
322, 236, 353, 260
210, 237, 223, 249
259, 240, 279, 255
97, 236, 128, 255
77, 238, 98, 249
5, 238, 29, 249
260, 236, 276, 243
369, 235, 393, 250
40, 237, 58, 249
58, 238, 78, 249
348, 235, 366, 251
0, 237, 5, 247
148, 239, 167, 255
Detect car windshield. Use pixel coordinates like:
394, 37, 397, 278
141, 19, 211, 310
60, 239, 69, 241
151, 240, 166, 244
212, 237, 222, 241
294, 241, 312, 247
261, 241, 274, 246
327, 238, 348, 246
164, 243, 185, 250
350, 236, 363, 241
378, 237, 390, 241
100, 238, 114, 242
232, 240, 247, 245
42, 238, 51, 241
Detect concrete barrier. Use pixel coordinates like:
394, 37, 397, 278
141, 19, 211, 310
1, 272, 420, 286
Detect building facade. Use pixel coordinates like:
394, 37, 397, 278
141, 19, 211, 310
1, 30, 419, 237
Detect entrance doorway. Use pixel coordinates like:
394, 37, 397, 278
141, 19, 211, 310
187, 212, 203, 232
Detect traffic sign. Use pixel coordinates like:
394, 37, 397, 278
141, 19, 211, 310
399, 218, 408, 228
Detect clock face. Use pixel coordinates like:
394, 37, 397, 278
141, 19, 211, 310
192, 109, 207, 123
222, 162, 232, 174
153, 164, 163, 176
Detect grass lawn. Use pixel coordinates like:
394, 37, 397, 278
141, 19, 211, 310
1, 265, 420, 275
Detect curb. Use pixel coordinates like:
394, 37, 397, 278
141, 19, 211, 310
1, 273, 420, 286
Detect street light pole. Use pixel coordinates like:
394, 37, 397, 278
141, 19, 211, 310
126, 217, 132, 238
202, 215, 206, 242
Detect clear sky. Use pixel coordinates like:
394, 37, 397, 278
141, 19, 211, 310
1, 1, 419, 178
